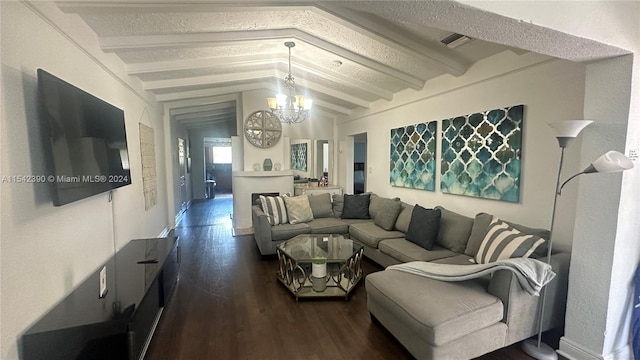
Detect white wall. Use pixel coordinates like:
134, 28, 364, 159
242, 89, 285, 170
337, 51, 586, 252
240, 88, 334, 171
0, 2, 168, 359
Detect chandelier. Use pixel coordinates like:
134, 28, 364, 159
267, 41, 312, 124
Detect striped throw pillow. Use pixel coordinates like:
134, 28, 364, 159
259, 195, 288, 225
475, 217, 546, 264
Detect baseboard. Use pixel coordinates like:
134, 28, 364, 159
174, 209, 186, 226
157, 227, 170, 238
233, 227, 254, 236
558, 337, 604, 360
558, 337, 633, 360
173, 201, 192, 227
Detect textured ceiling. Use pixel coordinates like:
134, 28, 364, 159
56, 1, 522, 129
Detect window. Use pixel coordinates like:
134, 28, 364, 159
212, 146, 232, 164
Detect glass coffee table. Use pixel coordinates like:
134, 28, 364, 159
276, 234, 364, 300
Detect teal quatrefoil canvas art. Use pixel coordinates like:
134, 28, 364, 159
291, 143, 307, 172
390, 121, 437, 191
440, 105, 524, 202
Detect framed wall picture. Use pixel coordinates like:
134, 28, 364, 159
291, 143, 307, 172
390, 121, 437, 191
440, 104, 524, 202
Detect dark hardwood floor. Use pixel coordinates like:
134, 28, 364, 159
145, 195, 540, 359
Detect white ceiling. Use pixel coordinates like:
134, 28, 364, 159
56, 1, 520, 130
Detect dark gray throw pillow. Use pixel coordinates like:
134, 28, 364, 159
341, 194, 371, 219
405, 205, 441, 250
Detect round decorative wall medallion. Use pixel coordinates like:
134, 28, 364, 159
244, 110, 282, 148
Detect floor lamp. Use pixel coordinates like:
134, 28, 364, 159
522, 120, 634, 359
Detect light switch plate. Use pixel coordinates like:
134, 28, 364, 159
99, 266, 107, 298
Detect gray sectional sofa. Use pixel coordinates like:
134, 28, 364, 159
251, 192, 569, 359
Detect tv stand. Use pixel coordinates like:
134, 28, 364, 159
22, 236, 180, 360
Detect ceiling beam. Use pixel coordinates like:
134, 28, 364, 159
159, 85, 259, 103
171, 102, 236, 116
100, 29, 425, 89
175, 109, 236, 122
127, 55, 275, 75
56, 1, 316, 13
178, 117, 235, 126
148, 70, 372, 109
165, 93, 241, 110
62, 1, 467, 76
311, 99, 353, 116
129, 55, 394, 101
291, 59, 393, 101
315, 4, 470, 76
144, 70, 275, 91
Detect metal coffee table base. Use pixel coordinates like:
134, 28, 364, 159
276, 247, 364, 301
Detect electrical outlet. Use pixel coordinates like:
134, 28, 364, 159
368, 167, 372, 174
99, 266, 107, 298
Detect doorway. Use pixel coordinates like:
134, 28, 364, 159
314, 139, 333, 184
353, 133, 367, 194
204, 138, 233, 198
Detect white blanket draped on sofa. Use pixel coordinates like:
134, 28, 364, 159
386, 257, 555, 296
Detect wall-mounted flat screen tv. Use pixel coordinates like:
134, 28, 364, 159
37, 69, 132, 206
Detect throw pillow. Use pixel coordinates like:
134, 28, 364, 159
465, 212, 494, 257
475, 217, 546, 264
394, 203, 414, 233
405, 205, 441, 250
368, 193, 381, 218
259, 195, 288, 225
341, 194, 371, 219
435, 206, 474, 253
284, 195, 314, 224
307, 193, 333, 218
332, 194, 344, 218
369, 194, 401, 220
505, 222, 549, 258
466, 212, 550, 258
374, 198, 403, 231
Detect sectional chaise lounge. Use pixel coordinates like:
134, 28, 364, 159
252, 192, 569, 359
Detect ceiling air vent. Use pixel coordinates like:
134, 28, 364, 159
440, 33, 471, 48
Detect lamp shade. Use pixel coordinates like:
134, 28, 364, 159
589, 150, 634, 173
266, 97, 277, 109
548, 120, 593, 138
275, 93, 287, 107
548, 120, 593, 148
